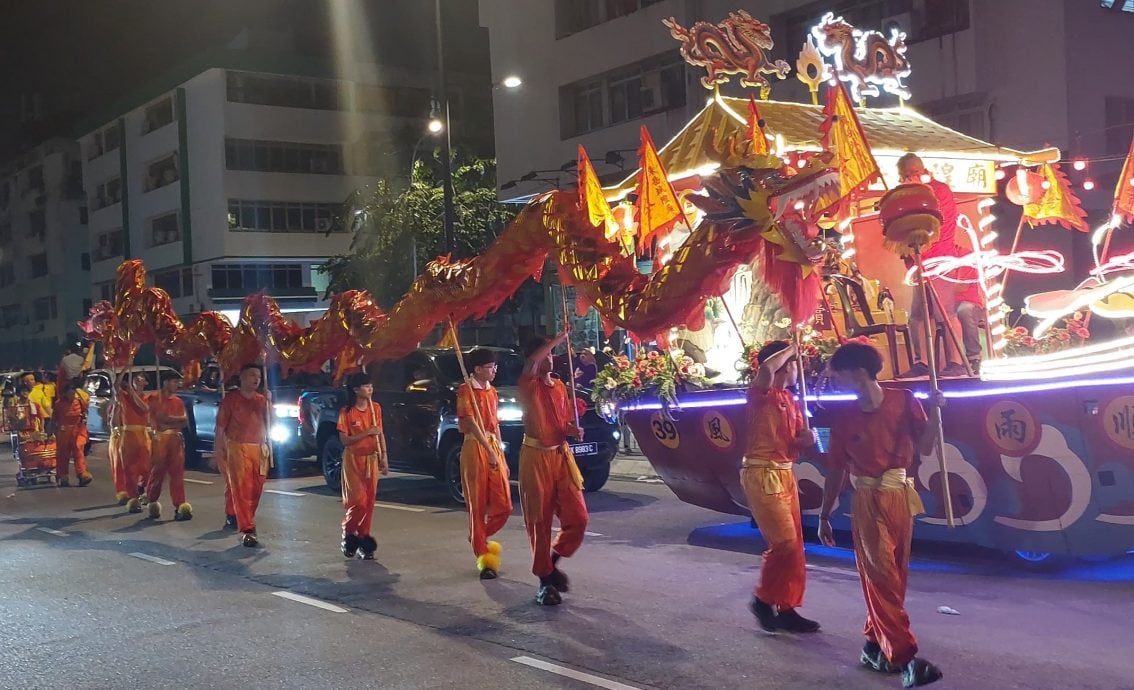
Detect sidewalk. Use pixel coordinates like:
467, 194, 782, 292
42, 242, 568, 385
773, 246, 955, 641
609, 451, 658, 480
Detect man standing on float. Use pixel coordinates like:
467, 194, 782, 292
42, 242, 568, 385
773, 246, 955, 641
518, 333, 587, 606
741, 341, 819, 633
215, 364, 270, 547
820, 342, 943, 688
457, 348, 512, 579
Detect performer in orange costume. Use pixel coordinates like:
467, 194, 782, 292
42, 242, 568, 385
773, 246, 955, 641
742, 341, 818, 633
518, 333, 587, 606
215, 364, 270, 547
105, 379, 127, 503
457, 348, 512, 579
117, 372, 152, 514
820, 342, 943, 688
337, 373, 388, 559
144, 370, 191, 521
51, 377, 93, 487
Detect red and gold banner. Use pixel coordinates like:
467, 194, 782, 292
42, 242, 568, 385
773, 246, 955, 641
1114, 133, 1134, 224
635, 125, 685, 252
1024, 163, 1088, 232
820, 81, 880, 203
576, 145, 618, 240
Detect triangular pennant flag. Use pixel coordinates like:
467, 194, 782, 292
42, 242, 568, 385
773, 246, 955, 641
635, 125, 685, 252
820, 81, 881, 202
1114, 133, 1134, 224
746, 96, 769, 155
1024, 163, 1089, 232
576, 145, 618, 240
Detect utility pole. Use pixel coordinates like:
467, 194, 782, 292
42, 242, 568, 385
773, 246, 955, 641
434, 0, 456, 257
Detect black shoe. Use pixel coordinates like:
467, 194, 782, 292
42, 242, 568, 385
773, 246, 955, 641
897, 362, 931, 379
77, 474, 93, 487
241, 531, 258, 547
137, 483, 146, 498
224, 514, 237, 529
536, 583, 562, 606
549, 552, 570, 592
861, 642, 900, 674
939, 362, 968, 377
358, 535, 377, 560
775, 608, 820, 633
57, 478, 70, 487
341, 533, 359, 558
479, 568, 498, 580
902, 658, 943, 687
749, 597, 778, 632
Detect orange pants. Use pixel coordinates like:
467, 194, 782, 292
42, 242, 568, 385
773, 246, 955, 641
740, 465, 806, 609
109, 429, 126, 495
215, 447, 235, 516
461, 436, 512, 556
341, 447, 378, 537
146, 431, 186, 506
224, 442, 267, 533
55, 426, 90, 481
120, 428, 152, 498
851, 487, 919, 667
518, 443, 588, 578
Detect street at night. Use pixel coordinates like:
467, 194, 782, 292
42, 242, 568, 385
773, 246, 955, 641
4, 445, 1132, 690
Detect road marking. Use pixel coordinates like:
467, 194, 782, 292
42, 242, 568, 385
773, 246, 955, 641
184, 478, 213, 485
35, 527, 68, 537
129, 552, 175, 566
264, 489, 305, 497
272, 591, 348, 613
511, 656, 640, 690
554, 528, 604, 538
374, 502, 425, 513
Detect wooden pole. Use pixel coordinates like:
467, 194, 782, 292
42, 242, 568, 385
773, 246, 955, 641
793, 328, 811, 431
559, 285, 580, 429
915, 246, 955, 529
923, 279, 975, 377
720, 296, 746, 349
446, 318, 487, 436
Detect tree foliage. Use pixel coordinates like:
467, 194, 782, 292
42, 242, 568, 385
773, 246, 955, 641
322, 154, 517, 308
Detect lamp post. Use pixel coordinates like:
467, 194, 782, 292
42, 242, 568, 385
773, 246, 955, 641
433, 0, 456, 258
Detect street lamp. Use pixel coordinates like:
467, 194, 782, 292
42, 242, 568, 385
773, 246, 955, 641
501, 75, 523, 89
433, 0, 456, 258
427, 118, 444, 134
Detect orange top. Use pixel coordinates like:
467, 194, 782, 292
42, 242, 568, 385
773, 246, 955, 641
457, 383, 500, 437
149, 393, 187, 429
120, 391, 150, 426
828, 388, 928, 478
744, 384, 803, 463
337, 400, 383, 455
52, 392, 88, 427
216, 390, 268, 444
518, 374, 571, 447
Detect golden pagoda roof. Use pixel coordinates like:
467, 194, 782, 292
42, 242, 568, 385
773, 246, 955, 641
606, 94, 1059, 199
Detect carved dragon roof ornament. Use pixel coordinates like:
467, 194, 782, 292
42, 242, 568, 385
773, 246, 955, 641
811, 12, 911, 102
663, 10, 790, 98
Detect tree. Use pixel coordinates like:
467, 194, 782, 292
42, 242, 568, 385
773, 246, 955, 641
322, 154, 517, 308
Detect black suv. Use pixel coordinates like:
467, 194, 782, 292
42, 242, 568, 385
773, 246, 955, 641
300, 347, 619, 503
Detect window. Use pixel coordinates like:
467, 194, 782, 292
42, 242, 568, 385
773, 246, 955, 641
226, 71, 344, 110
920, 92, 989, 140
82, 298, 92, 315
79, 207, 88, 224
104, 124, 121, 152
97, 280, 114, 302
0, 221, 11, 245
30, 253, 48, 278
93, 228, 124, 262
33, 295, 57, 321
1100, 0, 1134, 11
1106, 96, 1134, 154
555, 0, 664, 37
1, 303, 20, 328
0, 263, 14, 287
142, 96, 174, 134
144, 153, 180, 192
226, 199, 341, 233
27, 209, 46, 241
779, 0, 967, 51
88, 124, 121, 159
27, 165, 45, 194
81, 253, 91, 271
149, 212, 180, 247
152, 267, 194, 298
225, 138, 344, 175
211, 263, 304, 292
354, 84, 432, 117
559, 53, 686, 138
94, 177, 121, 210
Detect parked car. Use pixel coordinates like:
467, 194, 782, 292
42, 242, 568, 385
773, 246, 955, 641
84, 366, 179, 442
300, 347, 619, 504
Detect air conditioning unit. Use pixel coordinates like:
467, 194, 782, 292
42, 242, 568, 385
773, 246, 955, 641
881, 12, 914, 37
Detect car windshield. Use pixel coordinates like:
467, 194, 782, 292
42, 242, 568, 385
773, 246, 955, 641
434, 351, 524, 387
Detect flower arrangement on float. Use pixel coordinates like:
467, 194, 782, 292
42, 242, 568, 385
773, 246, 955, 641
591, 350, 709, 416
1003, 312, 1090, 357
735, 330, 845, 384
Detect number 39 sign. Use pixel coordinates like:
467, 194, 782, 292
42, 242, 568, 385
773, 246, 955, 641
649, 411, 681, 449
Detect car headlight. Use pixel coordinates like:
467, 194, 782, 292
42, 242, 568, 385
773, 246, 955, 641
498, 405, 523, 422
273, 403, 300, 419
269, 423, 291, 443
612, 429, 621, 441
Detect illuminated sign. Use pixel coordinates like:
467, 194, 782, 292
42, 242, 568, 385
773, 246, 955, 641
811, 13, 911, 101
872, 155, 998, 195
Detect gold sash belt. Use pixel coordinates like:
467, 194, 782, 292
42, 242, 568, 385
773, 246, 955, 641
521, 435, 584, 490
852, 468, 925, 516
741, 456, 795, 495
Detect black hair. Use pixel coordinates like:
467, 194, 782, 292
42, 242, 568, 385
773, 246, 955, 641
240, 363, 262, 374
829, 342, 884, 379
159, 370, 183, 386
467, 348, 496, 369
522, 335, 549, 360
343, 372, 371, 408
756, 340, 790, 365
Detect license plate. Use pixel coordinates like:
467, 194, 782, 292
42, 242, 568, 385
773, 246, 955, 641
571, 442, 597, 456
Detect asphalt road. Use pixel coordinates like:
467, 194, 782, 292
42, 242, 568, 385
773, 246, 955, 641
2, 444, 1133, 690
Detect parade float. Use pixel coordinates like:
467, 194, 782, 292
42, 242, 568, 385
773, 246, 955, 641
82, 10, 1134, 559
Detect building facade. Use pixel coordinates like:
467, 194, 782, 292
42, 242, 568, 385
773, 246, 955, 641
0, 138, 89, 368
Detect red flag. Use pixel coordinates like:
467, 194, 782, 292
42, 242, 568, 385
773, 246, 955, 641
635, 126, 684, 252
820, 81, 881, 203
1114, 133, 1134, 223
747, 96, 769, 155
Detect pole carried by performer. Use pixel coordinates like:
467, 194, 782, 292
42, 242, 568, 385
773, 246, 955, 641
448, 320, 513, 579
337, 371, 388, 560
518, 329, 588, 606
741, 341, 819, 633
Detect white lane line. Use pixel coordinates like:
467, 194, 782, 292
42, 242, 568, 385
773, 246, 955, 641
184, 478, 213, 485
272, 591, 348, 613
511, 656, 640, 690
35, 527, 68, 537
129, 552, 175, 566
374, 502, 425, 513
264, 489, 305, 497
554, 528, 604, 538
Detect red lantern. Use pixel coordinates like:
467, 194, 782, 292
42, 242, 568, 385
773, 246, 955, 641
877, 183, 942, 249
1005, 169, 1045, 206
